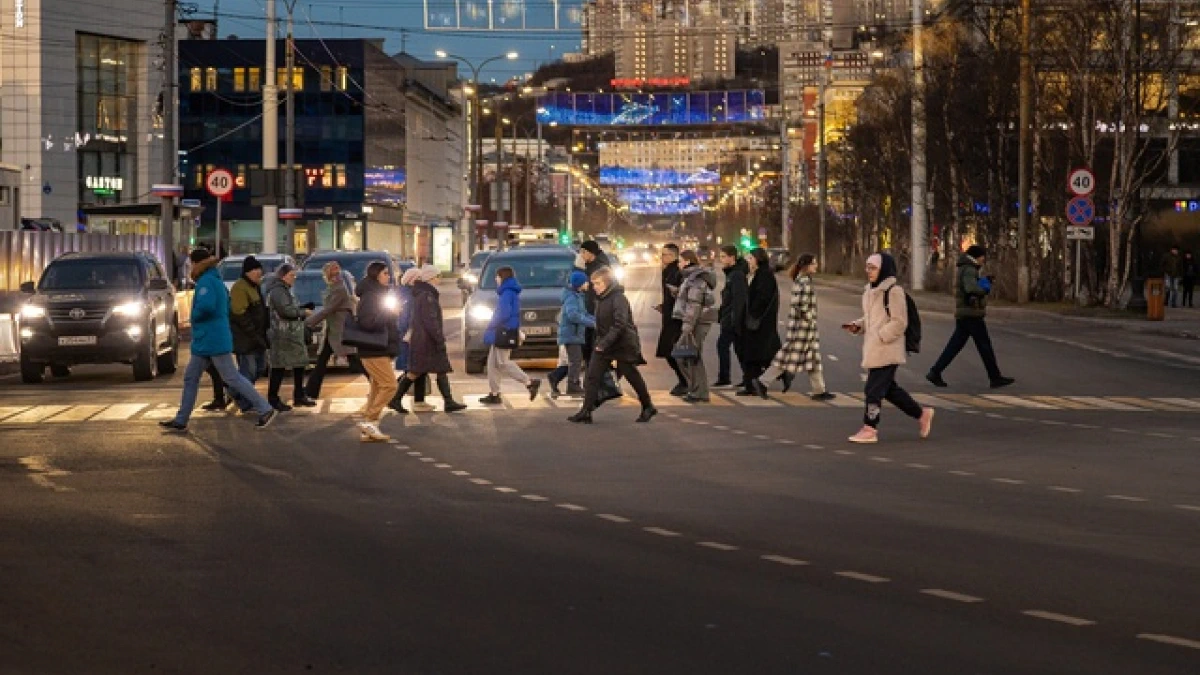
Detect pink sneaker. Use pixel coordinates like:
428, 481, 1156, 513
919, 408, 935, 439
848, 426, 878, 444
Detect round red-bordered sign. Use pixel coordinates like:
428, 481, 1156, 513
1067, 167, 1095, 197
206, 169, 235, 198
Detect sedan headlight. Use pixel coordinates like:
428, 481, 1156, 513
468, 304, 495, 323
613, 266, 626, 282
112, 301, 145, 317
383, 294, 399, 312
464, 273, 479, 285
20, 304, 45, 320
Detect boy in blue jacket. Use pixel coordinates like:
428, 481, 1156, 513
548, 271, 595, 398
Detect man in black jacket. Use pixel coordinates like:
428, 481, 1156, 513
714, 245, 748, 388
578, 240, 622, 404
655, 244, 687, 395
227, 256, 270, 412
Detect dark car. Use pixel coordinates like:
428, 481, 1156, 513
457, 250, 493, 301
461, 246, 576, 374
17, 251, 180, 383
767, 247, 792, 272
300, 249, 413, 286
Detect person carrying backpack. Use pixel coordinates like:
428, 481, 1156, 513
925, 245, 1015, 389
843, 253, 934, 444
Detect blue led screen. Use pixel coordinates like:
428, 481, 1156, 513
365, 168, 405, 206
599, 166, 720, 186
618, 188, 706, 215
538, 90, 766, 126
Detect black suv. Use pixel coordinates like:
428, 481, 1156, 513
18, 251, 180, 383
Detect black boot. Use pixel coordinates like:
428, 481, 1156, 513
389, 377, 412, 413
779, 372, 795, 393
636, 406, 658, 423
568, 408, 593, 424
437, 374, 467, 413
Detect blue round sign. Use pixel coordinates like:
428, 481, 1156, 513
1066, 196, 1095, 226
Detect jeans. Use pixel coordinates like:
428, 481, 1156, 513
930, 317, 1002, 382
565, 344, 584, 388
487, 347, 531, 394
174, 353, 272, 425
582, 356, 653, 412
680, 324, 711, 399
231, 350, 264, 411
716, 325, 740, 383
1165, 275, 1180, 308
863, 365, 922, 428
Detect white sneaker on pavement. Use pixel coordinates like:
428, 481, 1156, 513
848, 426, 878, 444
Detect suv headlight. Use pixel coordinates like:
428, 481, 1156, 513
464, 273, 479, 285
613, 266, 626, 282
468, 305, 494, 323
20, 304, 45, 320
383, 294, 400, 312
112, 301, 145, 317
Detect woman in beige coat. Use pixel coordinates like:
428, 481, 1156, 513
843, 252, 934, 444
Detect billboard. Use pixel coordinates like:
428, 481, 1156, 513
424, 0, 584, 30
618, 188, 706, 215
365, 168, 405, 206
599, 166, 720, 186
537, 90, 767, 127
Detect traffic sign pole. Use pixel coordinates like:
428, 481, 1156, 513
206, 169, 234, 257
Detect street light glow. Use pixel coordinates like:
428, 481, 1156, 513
435, 50, 448, 58
506, 51, 519, 60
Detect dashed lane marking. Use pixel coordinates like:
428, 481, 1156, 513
1152, 397, 1200, 410
1175, 504, 1200, 512
556, 503, 588, 512
1106, 495, 1149, 503
804, 444, 823, 450
982, 395, 1055, 409
644, 527, 682, 537
494, 487, 518, 493
949, 470, 976, 477
761, 555, 809, 566
596, 514, 631, 523
1027, 396, 1092, 410
939, 394, 1010, 409
469, 478, 493, 485
920, 589, 985, 604
1136, 634, 1200, 651
836, 571, 890, 584
869, 456, 893, 463
834, 450, 855, 456
992, 478, 1026, 485
434, 463, 453, 469
1048, 486, 1084, 494
522, 494, 549, 502
1066, 396, 1144, 411
451, 470, 471, 476
906, 463, 932, 469
419, 457, 437, 463
0, 406, 30, 421
1107, 397, 1190, 411
1022, 610, 1096, 627
697, 541, 739, 551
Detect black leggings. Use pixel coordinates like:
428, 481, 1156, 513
863, 365, 922, 428
582, 357, 652, 412
268, 367, 306, 403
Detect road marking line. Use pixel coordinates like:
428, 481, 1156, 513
827, 394, 863, 408
596, 513, 630, 523
451, 470, 471, 476
1151, 398, 1200, 410
906, 463, 932, 469
329, 398, 368, 414
697, 541, 739, 551
1, 405, 70, 424
1137, 634, 1200, 650
1040, 420, 1067, 426
556, 503, 588, 512
1110, 428, 1134, 434
731, 430, 748, 435
986, 413, 1007, 419
1072, 423, 1100, 429
0, 406, 31, 421
1028, 396, 1091, 410
1022, 610, 1095, 626
835, 450, 855, 456
494, 487, 518, 493
870, 456, 893, 463
434, 463, 452, 469
407, 451, 422, 456
804, 444, 823, 450
754, 434, 771, 440
949, 470, 976, 477
940, 394, 1010, 408
1066, 396, 1143, 411
1107, 397, 1185, 411
921, 589, 984, 603
714, 425, 729, 431
836, 571, 890, 583
644, 527, 681, 537
1048, 486, 1083, 494
419, 457, 437, 463
45, 405, 108, 422
777, 439, 797, 445
522, 494, 548, 502
1174, 504, 1200, 512
992, 478, 1026, 485
828, 354, 839, 361
761, 554, 808, 566
913, 393, 964, 409
982, 395, 1055, 409
469, 478, 492, 485
1146, 432, 1177, 439
1106, 494, 1148, 502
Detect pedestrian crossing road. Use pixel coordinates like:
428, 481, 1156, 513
2, 392, 1200, 424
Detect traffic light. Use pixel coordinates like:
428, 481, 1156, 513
739, 235, 753, 251
559, 231, 571, 246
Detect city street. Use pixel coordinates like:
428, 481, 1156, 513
1, 265, 1198, 674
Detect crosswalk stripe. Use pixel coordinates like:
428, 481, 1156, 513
0, 406, 31, 421
913, 393, 965, 409
826, 393, 863, 408
939, 394, 1011, 408
1, 405, 70, 424
1106, 397, 1189, 411
774, 392, 826, 407
45, 405, 108, 422
91, 403, 148, 421
328, 398, 367, 414
1152, 397, 1200, 410
1066, 396, 1145, 411
1028, 396, 1092, 410
724, 394, 783, 407
981, 395, 1056, 409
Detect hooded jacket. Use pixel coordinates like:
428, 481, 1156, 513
673, 264, 717, 331
593, 284, 643, 363
718, 258, 750, 334
484, 276, 522, 346
955, 253, 988, 319
558, 286, 595, 346
583, 250, 613, 314
408, 280, 452, 374
853, 254, 908, 369
189, 258, 234, 357
229, 274, 268, 354
354, 276, 400, 359
265, 273, 310, 370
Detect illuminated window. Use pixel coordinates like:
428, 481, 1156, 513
189, 68, 202, 92
248, 67, 261, 91
278, 67, 304, 90
204, 67, 217, 91
336, 66, 349, 91
323, 164, 333, 188
335, 164, 347, 188
236, 164, 247, 189
233, 67, 246, 92
320, 66, 333, 91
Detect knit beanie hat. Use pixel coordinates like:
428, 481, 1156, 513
966, 245, 987, 259
569, 270, 589, 290
189, 247, 214, 264
242, 255, 264, 275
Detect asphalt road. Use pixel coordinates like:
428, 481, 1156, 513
1, 265, 1198, 674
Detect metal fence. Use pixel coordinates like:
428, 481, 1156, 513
0, 231, 169, 293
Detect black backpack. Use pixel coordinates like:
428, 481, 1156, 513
883, 287, 922, 354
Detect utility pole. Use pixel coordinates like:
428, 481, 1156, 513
284, 1, 297, 255
817, 55, 828, 266
262, 0, 279, 253
496, 118, 506, 228
910, 0, 929, 291
780, 96, 790, 250
1016, 0, 1032, 302
524, 136, 531, 229
161, 0, 178, 263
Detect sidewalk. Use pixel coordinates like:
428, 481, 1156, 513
815, 274, 1200, 341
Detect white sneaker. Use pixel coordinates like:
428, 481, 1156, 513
359, 422, 390, 442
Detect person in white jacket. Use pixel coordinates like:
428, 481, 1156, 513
843, 252, 934, 444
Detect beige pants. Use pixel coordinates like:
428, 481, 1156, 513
360, 357, 399, 423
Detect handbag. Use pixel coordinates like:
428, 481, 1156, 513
494, 326, 523, 349
671, 334, 699, 361
341, 314, 389, 350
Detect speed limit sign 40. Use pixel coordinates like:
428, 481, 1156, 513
206, 169, 234, 198
1068, 167, 1095, 197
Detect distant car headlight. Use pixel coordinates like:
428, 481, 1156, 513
383, 294, 399, 312
112, 301, 145, 317
20, 304, 45, 320
469, 304, 495, 323
464, 273, 479, 285
613, 266, 626, 282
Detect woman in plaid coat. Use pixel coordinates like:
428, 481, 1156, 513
773, 254, 835, 401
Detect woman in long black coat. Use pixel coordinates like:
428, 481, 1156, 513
390, 266, 466, 413
653, 245, 686, 394
738, 247, 783, 399
568, 267, 657, 424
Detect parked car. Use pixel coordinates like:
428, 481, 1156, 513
461, 246, 576, 374
767, 247, 792, 272
300, 250, 413, 286
457, 250, 493, 302
217, 254, 295, 291
17, 251, 180, 383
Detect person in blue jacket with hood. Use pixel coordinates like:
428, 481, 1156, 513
480, 266, 541, 405
547, 270, 595, 398
160, 247, 277, 432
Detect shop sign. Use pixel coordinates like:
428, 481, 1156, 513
85, 176, 123, 192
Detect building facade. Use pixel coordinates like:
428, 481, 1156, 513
0, 0, 169, 231
178, 38, 462, 259
583, 0, 736, 81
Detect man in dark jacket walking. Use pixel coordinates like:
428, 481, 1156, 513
713, 245, 748, 388
655, 243, 687, 395
578, 240, 622, 404
227, 256, 270, 412
1163, 246, 1182, 308
926, 245, 1015, 389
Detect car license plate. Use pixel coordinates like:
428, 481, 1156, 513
524, 326, 552, 337
58, 335, 97, 346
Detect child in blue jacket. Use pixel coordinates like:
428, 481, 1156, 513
547, 271, 595, 398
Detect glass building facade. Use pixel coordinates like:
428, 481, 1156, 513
77, 34, 139, 209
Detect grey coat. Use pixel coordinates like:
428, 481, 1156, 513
266, 279, 310, 369
306, 280, 357, 357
